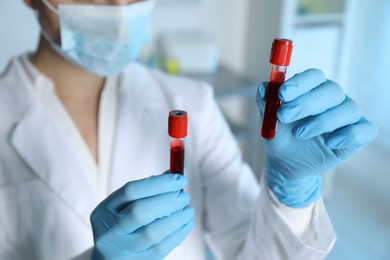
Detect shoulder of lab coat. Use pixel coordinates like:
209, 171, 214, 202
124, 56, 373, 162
0, 57, 97, 259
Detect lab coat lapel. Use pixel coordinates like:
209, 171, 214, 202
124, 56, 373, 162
11, 100, 100, 227
109, 65, 170, 192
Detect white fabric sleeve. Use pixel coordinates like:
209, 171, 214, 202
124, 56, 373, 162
0, 238, 24, 260
265, 174, 318, 245
70, 247, 93, 260
193, 84, 336, 260
236, 179, 336, 260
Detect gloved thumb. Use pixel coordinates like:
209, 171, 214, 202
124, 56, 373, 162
256, 81, 268, 118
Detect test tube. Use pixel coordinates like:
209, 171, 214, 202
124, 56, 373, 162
261, 38, 293, 140
168, 110, 188, 175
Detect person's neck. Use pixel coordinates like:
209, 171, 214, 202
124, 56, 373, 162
30, 36, 105, 101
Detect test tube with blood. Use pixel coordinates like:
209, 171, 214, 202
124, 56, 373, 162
168, 110, 188, 175
261, 38, 293, 140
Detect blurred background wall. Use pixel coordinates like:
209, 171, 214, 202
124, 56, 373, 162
0, 1, 40, 71
1, 0, 389, 259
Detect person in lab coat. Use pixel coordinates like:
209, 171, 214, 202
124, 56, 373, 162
0, 0, 377, 259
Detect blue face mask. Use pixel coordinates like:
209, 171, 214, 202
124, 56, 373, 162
40, 0, 155, 76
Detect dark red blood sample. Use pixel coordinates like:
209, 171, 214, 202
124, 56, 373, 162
170, 143, 185, 175
168, 111, 187, 176
261, 70, 286, 140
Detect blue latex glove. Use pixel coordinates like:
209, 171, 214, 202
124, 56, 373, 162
90, 173, 194, 259
256, 69, 377, 208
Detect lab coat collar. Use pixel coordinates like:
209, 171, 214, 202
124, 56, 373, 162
8, 57, 99, 228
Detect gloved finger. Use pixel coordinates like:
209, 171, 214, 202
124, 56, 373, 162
292, 96, 361, 140
256, 82, 268, 116
97, 206, 194, 255
279, 69, 327, 102
129, 206, 194, 253
258, 81, 267, 100
278, 80, 345, 123
325, 117, 378, 149
115, 191, 190, 233
137, 220, 194, 259
103, 173, 187, 211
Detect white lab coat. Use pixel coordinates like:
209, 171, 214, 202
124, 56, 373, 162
0, 56, 335, 260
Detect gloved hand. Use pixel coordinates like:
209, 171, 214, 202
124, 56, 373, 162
90, 173, 194, 259
256, 69, 377, 208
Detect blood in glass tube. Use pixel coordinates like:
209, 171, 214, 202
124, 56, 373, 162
170, 139, 185, 175
168, 110, 188, 175
261, 70, 286, 140
261, 38, 293, 140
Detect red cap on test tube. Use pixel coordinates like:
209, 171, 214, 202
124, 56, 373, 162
168, 110, 188, 138
270, 38, 293, 66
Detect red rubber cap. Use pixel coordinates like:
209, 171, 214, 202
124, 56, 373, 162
168, 110, 188, 138
270, 38, 293, 66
